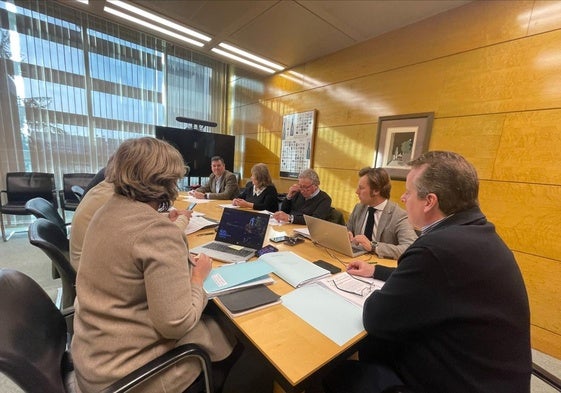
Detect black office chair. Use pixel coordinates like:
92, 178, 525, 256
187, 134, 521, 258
28, 218, 76, 309
71, 184, 85, 201
26, 197, 70, 280
26, 197, 68, 235
59, 173, 96, 221
0, 171, 57, 241
328, 207, 345, 225
0, 268, 214, 393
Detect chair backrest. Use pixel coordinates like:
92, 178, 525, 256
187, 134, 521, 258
61, 173, 96, 205
0, 268, 70, 393
5, 172, 57, 206
25, 197, 67, 234
328, 207, 346, 225
28, 218, 76, 308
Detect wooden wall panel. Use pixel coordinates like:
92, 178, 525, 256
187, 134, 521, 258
518, 252, 561, 358
494, 110, 561, 184
429, 115, 506, 180
479, 181, 561, 261
229, 0, 561, 359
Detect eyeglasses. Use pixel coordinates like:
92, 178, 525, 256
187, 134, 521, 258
331, 274, 376, 297
298, 183, 315, 190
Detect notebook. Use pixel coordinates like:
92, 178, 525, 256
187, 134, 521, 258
304, 215, 368, 258
217, 285, 281, 317
190, 208, 270, 263
260, 251, 331, 288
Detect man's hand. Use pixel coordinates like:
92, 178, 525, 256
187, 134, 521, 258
346, 260, 375, 278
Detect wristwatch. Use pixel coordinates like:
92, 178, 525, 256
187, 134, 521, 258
370, 240, 378, 252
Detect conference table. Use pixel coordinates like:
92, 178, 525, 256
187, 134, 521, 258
175, 195, 397, 393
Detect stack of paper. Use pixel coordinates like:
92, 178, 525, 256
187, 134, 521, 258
184, 216, 218, 235
203, 260, 275, 298
259, 251, 331, 288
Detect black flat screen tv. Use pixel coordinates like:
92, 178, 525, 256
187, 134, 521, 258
155, 126, 235, 177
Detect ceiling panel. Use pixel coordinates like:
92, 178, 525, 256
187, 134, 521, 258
71, 0, 472, 72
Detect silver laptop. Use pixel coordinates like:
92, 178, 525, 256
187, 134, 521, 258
190, 208, 270, 263
304, 215, 368, 258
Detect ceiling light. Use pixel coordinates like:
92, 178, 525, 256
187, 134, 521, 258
104, 6, 205, 47
218, 42, 284, 71
106, 0, 211, 42
211, 47, 276, 74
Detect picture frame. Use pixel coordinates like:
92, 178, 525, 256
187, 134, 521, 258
280, 110, 317, 179
374, 112, 434, 180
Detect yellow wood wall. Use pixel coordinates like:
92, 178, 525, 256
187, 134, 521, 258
227, 0, 561, 359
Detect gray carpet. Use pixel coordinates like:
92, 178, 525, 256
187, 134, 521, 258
1, 227, 560, 392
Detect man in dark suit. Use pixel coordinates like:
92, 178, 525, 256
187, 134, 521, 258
323, 151, 531, 393
346, 167, 417, 259
190, 156, 239, 200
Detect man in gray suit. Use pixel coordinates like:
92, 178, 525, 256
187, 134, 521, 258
190, 156, 239, 200
347, 167, 417, 259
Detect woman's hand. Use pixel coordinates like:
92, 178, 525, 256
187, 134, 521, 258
190, 253, 213, 286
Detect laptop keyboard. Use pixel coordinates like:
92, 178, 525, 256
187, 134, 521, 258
203, 242, 254, 256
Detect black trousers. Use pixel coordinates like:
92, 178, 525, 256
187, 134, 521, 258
322, 360, 404, 393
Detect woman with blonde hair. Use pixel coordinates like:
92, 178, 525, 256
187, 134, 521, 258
72, 137, 238, 393
233, 163, 278, 212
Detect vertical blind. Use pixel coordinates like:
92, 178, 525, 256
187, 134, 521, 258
0, 0, 227, 193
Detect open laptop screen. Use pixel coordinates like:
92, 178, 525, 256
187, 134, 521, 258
215, 208, 270, 249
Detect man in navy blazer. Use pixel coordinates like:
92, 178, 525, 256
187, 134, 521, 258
347, 167, 417, 259
323, 151, 531, 393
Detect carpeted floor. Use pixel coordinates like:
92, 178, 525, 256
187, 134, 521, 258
1, 227, 560, 392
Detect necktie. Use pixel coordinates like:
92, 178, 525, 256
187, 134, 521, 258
364, 207, 375, 240
215, 178, 221, 193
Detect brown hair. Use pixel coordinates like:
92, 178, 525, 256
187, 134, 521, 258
408, 151, 479, 215
107, 137, 186, 211
251, 163, 273, 188
358, 167, 391, 199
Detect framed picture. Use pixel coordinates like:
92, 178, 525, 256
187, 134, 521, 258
280, 110, 317, 179
374, 112, 434, 180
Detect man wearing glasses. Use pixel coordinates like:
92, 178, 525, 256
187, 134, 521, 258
323, 151, 531, 393
272, 168, 332, 225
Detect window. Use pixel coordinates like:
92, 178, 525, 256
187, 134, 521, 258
0, 0, 226, 205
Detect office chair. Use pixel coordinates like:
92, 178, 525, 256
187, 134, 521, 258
328, 207, 345, 225
59, 173, 96, 220
25, 197, 68, 235
0, 171, 57, 241
71, 184, 85, 201
28, 218, 76, 309
26, 197, 70, 281
0, 268, 214, 393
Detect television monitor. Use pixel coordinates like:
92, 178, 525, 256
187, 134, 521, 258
154, 126, 235, 177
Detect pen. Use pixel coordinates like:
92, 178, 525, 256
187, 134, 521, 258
197, 232, 215, 236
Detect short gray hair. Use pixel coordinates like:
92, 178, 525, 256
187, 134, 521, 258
298, 169, 320, 186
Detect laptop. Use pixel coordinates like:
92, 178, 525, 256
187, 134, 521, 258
190, 208, 270, 263
304, 215, 368, 258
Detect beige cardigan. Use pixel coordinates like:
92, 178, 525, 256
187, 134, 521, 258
72, 194, 233, 393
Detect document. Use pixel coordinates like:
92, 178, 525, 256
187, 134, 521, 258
203, 260, 275, 297
184, 216, 218, 235
318, 272, 384, 307
259, 251, 331, 288
282, 284, 363, 346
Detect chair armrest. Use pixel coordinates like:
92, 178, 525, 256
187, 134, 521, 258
0, 190, 6, 206
533, 362, 561, 391
99, 343, 213, 393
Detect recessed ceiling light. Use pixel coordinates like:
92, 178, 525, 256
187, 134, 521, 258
211, 48, 276, 74
218, 42, 284, 71
104, 6, 205, 47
